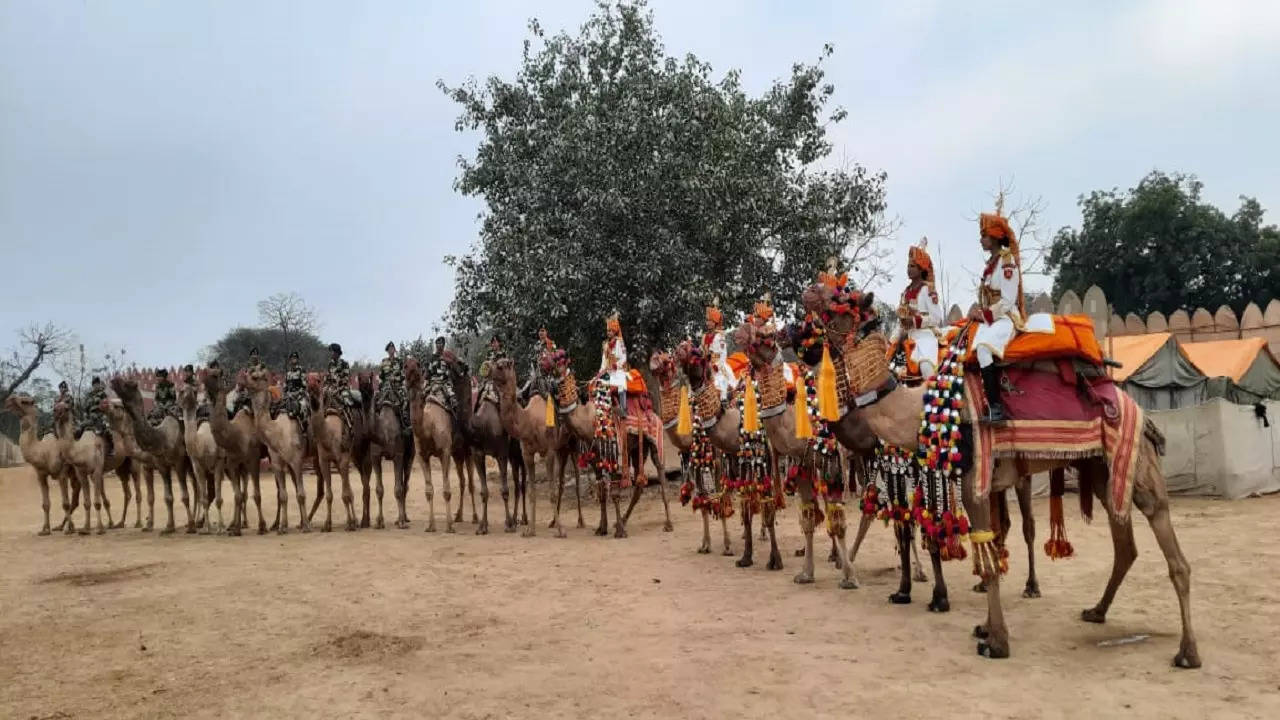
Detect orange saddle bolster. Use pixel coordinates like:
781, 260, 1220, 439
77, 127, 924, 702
950, 314, 1103, 366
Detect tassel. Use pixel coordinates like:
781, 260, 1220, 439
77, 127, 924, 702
1045, 494, 1075, 560
743, 373, 760, 433
818, 345, 840, 421
794, 392, 813, 439
676, 385, 692, 436
544, 394, 556, 428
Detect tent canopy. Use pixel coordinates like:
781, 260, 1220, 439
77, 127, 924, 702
1183, 337, 1280, 402
1107, 332, 1207, 410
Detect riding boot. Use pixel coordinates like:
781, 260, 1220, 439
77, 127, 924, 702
618, 388, 628, 418
980, 366, 1008, 425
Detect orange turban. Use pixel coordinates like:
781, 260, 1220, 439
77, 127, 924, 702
705, 304, 723, 327
908, 242, 933, 277
751, 293, 774, 324
979, 213, 1016, 245
605, 312, 621, 335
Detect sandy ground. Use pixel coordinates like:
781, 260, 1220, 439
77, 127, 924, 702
1, 462, 1278, 720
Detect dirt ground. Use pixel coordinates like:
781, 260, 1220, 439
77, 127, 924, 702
1, 462, 1278, 720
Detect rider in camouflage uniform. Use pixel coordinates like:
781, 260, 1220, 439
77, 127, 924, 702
233, 347, 266, 415
519, 327, 559, 403
180, 364, 211, 424
283, 351, 310, 431
147, 368, 179, 424
378, 341, 410, 427
324, 343, 358, 411
80, 376, 113, 455
55, 381, 77, 419
426, 336, 457, 415
474, 335, 506, 412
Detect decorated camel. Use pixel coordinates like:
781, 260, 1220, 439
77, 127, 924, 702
53, 400, 134, 534
5, 395, 75, 534
243, 367, 314, 533
403, 355, 473, 533
546, 357, 672, 539
177, 381, 227, 534
111, 377, 196, 534
836, 300, 1198, 667
202, 369, 268, 535
304, 373, 373, 532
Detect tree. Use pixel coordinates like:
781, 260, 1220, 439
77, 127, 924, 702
1047, 171, 1280, 316
0, 323, 71, 404
256, 292, 320, 338
203, 327, 329, 375
439, 0, 887, 380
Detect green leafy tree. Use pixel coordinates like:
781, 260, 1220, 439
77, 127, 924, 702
439, 0, 887, 380
1047, 171, 1280, 316
203, 328, 329, 375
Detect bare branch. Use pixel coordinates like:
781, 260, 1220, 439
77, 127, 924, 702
256, 292, 320, 336
0, 323, 72, 401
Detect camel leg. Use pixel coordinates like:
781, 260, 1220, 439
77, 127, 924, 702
961, 479, 1009, 658
394, 452, 410, 529
794, 479, 817, 585
520, 449, 541, 538
274, 465, 289, 534
142, 466, 155, 531
36, 470, 52, 535
293, 462, 311, 532
442, 453, 456, 534
830, 504, 858, 590
176, 466, 195, 533
764, 504, 783, 571
360, 456, 372, 529
476, 455, 492, 535
340, 460, 357, 532
75, 467, 91, 535
114, 470, 130, 529
911, 531, 929, 583
226, 467, 243, 536
573, 457, 584, 528
927, 544, 951, 612
211, 461, 226, 534
547, 454, 566, 538
468, 457, 480, 524
373, 456, 385, 529
656, 471, 673, 532
847, 512, 874, 564
520, 458, 529, 526
252, 464, 267, 534
421, 453, 437, 533
161, 468, 177, 535
309, 457, 330, 530
56, 471, 73, 532
738, 504, 755, 568
451, 453, 465, 525
1015, 480, 1040, 598
889, 523, 914, 604
594, 469, 609, 537
92, 468, 108, 535
1132, 487, 1200, 668
616, 483, 640, 539
497, 453, 515, 532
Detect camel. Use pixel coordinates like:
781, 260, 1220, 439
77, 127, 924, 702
243, 368, 313, 534
488, 358, 565, 537
52, 400, 134, 534
5, 395, 75, 534
202, 370, 268, 535
841, 322, 1198, 667
468, 383, 521, 535
552, 366, 672, 539
177, 381, 227, 534
111, 378, 196, 534
368, 375, 415, 531
403, 356, 472, 533
304, 373, 371, 532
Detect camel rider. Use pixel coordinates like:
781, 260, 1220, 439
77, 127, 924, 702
599, 311, 629, 417
55, 381, 76, 419
80, 376, 112, 455
894, 238, 944, 378
474, 335, 507, 412
702, 299, 736, 400
148, 368, 179, 424
520, 327, 559, 402
969, 209, 1024, 425
379, 342, 409, 427
325, 343, 359, 410
233, 347, 265, 415
181, 364, 210, 424
283, 351, 310, 429
749, 293, 795, 388
426, 336, 458, 415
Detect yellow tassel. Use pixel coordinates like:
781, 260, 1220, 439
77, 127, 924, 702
676, 384, 693, 436
743, 374, 760, 434
544, 394, 556, 428
794, 391, 813, 439
818, 345, 840, 421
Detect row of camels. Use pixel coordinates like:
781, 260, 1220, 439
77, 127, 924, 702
4, 290, 1198, 668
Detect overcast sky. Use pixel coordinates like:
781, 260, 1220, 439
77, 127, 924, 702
3, 0, 1278, 368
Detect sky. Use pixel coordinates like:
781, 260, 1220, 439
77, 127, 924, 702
3, 0, 1279, 369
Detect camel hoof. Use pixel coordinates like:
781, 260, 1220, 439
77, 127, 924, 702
445, 526, 457, 534
185, 526, 197, 535
977, 640, 1009, 659
1081, 607, 1106, 624
913, 570, 929, 583
360, 520, 370, 529
134, 521, 142, 529
160, 527, 175, 536
1023, 585, 1042, 599
794, 548, 805, 557
594, 527, 608, 537
471, 515, 480, 524
228, 528, 241, 537
696, 546, 711, 555
973, 625, 989, 639
548, 519, 558, 529
38, 528, 51, 537
972, 582, 988, 594
321, 523, 332, 533
662, 522, 673, 532
576, 519, 585, 529
277, 527, 288, 536
721, 548, 734, 557
736, 557, 753, 568
555, 528, 567, 539
839, 579, 858, 590
1173, 649, 1202, 669
766, 555, 783, 571
375, 520, 385, 530
77, 527, 91, 536
453, 514, 463, 524
425, 525, 436, 533
928, 596, 951, 613
521, 529, 534, 538
889, 592, 911, 605
793, 572, 815, 585
96, 526, 106, 535
614, 527, 628, 539
345, 523, 357, 532
504, 524, 516, 533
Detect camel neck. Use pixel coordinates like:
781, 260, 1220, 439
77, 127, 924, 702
857, 383, 924, 449
17, 412, 40, 453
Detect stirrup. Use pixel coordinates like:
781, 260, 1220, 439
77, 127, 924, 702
981, 405, 1009, 426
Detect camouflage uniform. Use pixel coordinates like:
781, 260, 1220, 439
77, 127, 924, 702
475, 345, 507, 411
325, 357, 358, 410
426, 350, 457, 413
55, 388, 77, 420
148, 377, 178, 424
79, 382, 110, 443
378, 354, 409, 426
233, 356, 266, 415
520, 338, 559, 403
282, 361, 310, 429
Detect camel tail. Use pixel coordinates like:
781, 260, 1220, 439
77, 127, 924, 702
1143, 418, 1166, 457
1077, 466, 1095, 524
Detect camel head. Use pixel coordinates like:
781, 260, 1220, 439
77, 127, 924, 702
358, 372, 374, 397
52, 400, 72, 423
538, 347, 569, 380
490, 357, 517, 392
242, 367, 271, 393
4, 394, 35, 417
305, 372, 323, 398
673, 339, 711, 389
404, 357, 421, 388
201, 367, 224, 401
648, 349, 678, 388
733, 318, 780, 370
177, 381, 198, 410
110, 376, 144, 411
